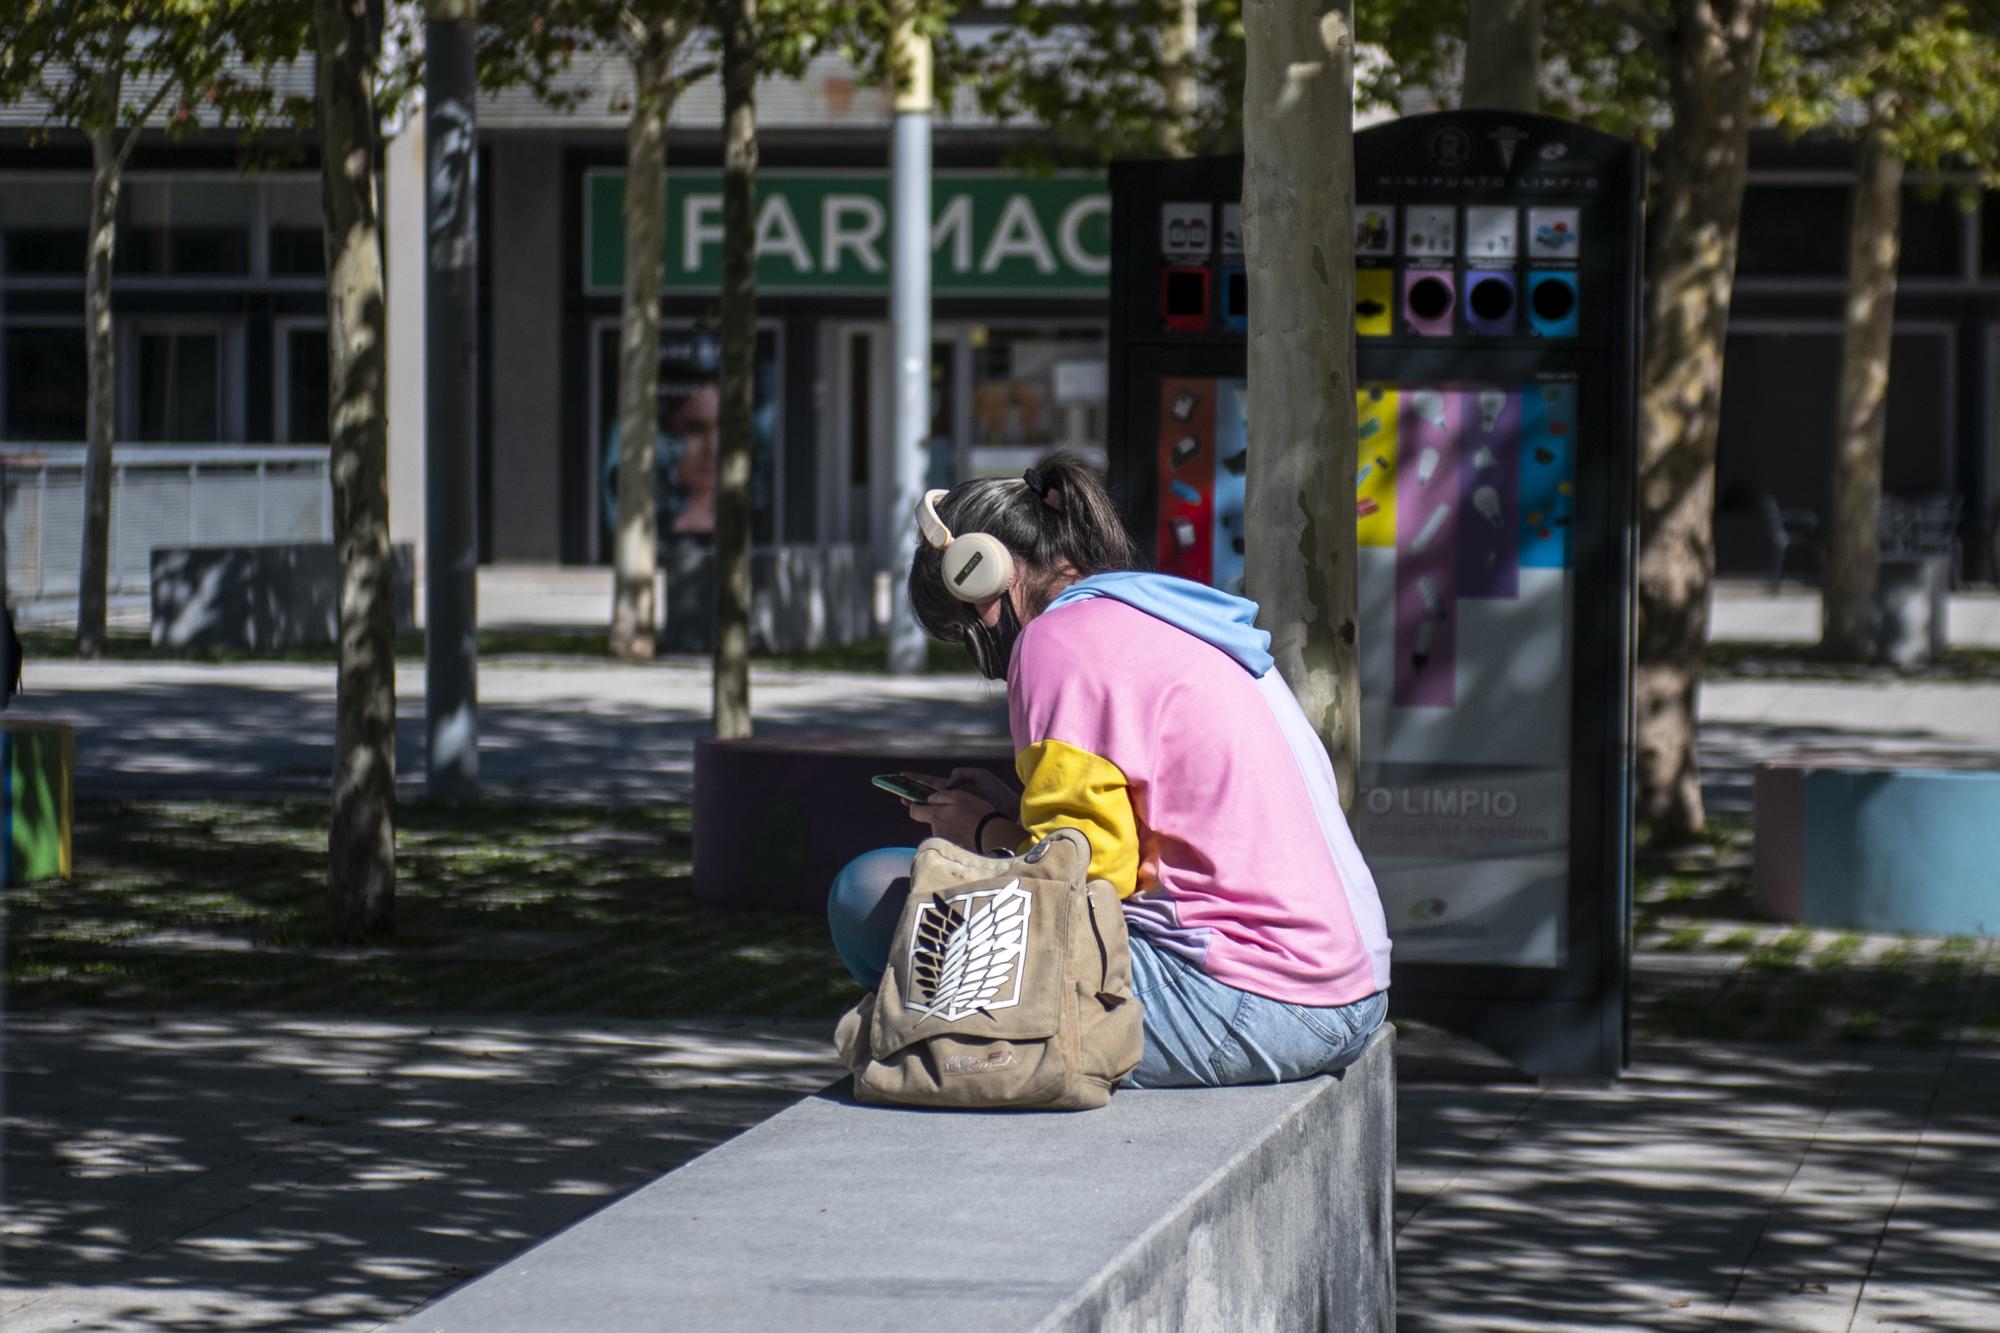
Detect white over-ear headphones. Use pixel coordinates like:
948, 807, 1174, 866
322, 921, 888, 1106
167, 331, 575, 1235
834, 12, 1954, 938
918, 488, 1015, 603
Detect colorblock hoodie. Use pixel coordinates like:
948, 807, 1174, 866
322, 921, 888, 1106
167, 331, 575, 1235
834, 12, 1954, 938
1007, 572, 1392, 1007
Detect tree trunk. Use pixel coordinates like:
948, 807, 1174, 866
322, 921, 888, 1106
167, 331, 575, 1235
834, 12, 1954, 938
1463, 0, 1541, 112
78, 82, 123, 659
713, 0, 757, 737
1159, 0, 1201, 156
316, 0, 396, 940
1821, 96, 1903, 663
1242, 0, 1361, 807
1633, 0, 1770, 845
608, 39, 675, 660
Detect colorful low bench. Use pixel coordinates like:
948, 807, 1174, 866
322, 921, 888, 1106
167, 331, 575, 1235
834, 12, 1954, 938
1754, 757, 2000, 936
0, 720, 73, 885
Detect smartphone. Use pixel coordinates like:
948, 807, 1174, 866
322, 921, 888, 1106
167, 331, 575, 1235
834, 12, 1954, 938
871, 773, 937, 804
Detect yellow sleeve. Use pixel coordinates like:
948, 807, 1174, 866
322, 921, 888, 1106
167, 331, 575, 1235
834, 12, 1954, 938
1014, 738, 1140, 898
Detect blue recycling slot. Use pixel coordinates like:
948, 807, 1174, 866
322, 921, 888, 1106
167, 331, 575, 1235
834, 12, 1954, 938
1221, 267, 1248, 331
1527, 271, 1580, 338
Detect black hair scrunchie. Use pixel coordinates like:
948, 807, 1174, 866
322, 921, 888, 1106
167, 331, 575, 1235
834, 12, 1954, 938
1022, 467, 1064, 512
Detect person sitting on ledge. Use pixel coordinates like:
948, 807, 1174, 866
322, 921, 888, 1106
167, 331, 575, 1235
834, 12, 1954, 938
827, 453, 1391, 1088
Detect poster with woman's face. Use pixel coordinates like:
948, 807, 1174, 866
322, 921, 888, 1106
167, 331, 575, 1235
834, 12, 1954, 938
599, 328, 778, 550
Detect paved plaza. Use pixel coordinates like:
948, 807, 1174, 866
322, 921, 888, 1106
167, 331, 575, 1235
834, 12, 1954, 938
7, 1017, 1997, 1331
4, 567, 1998, 1329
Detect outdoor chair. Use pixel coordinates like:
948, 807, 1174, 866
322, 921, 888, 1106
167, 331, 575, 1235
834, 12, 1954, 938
1757, 492, 1819, 593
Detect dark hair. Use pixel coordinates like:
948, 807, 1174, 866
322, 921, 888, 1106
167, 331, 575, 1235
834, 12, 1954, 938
907, 450, 1143, 641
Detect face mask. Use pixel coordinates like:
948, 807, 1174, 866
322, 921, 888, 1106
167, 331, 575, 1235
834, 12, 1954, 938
962, 593, 1022, 681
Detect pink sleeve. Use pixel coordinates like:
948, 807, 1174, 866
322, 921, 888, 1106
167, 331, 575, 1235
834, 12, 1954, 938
1009, 609, 1162, 792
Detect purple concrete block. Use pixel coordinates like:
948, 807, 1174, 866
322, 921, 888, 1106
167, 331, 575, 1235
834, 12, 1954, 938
693, 735, 1016, 914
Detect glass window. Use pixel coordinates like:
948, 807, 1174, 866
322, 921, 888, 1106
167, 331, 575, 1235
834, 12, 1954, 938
0, 180, 90, 275
282, 325, 328, 443
1736, 185, 1850, 277
133, 330, 221, 441
2, 327, 87, 440
595, 325, 781, 551
966, 325, 1107, 476
119, 180, 253, 275
1981, 192, 2000, 278
266, 179, 324, 276
1899, 186, 1966, 278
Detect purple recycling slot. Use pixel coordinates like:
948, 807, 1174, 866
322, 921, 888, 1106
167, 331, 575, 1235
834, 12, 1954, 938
1464, 271, 1518, 337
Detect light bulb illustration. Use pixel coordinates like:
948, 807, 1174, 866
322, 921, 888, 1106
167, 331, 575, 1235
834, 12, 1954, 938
1472, 486, 1503, 527
1411, 503, 1450, 553
1410, 390, 1447, 431
1412, 619, 1437, 671
1417, 448, 1440, 485
1472, 446, 1498, 472
1416, 575, 1442, 615
1478, 388, 1506, 432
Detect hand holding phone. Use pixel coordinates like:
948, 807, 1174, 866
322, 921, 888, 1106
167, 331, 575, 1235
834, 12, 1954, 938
871, 773, 938, 804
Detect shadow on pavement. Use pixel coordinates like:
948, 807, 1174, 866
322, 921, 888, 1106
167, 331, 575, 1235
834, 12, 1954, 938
10, 672, 1010, 806
1396, 1040, 2000, 1331
1, 1012, 846, 1331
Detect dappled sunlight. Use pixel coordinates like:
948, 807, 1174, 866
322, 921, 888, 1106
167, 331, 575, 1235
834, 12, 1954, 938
2, 1012, 843, 1331
8, 660, 1008, 805
1398, 1040, 2000, 1330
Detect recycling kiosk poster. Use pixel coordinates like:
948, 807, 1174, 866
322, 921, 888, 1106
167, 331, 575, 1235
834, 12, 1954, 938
1154, 376, 1577, 967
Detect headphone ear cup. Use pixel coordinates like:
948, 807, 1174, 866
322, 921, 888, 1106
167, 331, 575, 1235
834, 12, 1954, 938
941, 532, 1014, 603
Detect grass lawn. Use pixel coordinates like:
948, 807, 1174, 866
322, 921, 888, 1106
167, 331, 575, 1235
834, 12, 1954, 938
1631, 821, 2000, 1047
4, 798, 866, 1021
9, 799, 1996, 1050
1704, 638, 2000, 682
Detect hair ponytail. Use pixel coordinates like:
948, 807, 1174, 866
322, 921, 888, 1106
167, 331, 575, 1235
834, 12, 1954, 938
907, 449, 1143, 640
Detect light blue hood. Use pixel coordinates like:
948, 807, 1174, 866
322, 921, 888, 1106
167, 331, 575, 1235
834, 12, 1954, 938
1045, 572, 1273, 677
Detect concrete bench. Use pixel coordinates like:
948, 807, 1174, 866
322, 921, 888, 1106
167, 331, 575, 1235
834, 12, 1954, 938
1754, 758, 2000, 935
393, 1026, 1395, 1332
150, 542, 415, 652
694, 735, 1016, 914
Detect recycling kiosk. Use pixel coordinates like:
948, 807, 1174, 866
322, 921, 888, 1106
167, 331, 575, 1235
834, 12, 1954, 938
1107, 112, 1642, 1078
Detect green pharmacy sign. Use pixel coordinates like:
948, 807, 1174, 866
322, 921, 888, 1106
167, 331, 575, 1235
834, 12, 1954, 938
584, 169, 1110, 295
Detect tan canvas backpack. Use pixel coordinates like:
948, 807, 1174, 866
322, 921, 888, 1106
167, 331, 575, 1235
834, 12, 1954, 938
834, 827, 1143, 1110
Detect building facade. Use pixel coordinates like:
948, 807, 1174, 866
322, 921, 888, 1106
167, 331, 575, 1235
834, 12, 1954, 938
3, 55, 1998, 595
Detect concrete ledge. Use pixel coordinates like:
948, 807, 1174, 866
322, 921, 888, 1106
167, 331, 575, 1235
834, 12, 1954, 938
1755, 758, 2000, 935
394, 1027, 1396, 1332
661, 543, 874, 654
150, 543, 415, 651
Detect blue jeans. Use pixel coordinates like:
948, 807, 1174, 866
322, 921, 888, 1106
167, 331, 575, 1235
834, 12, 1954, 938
828, 847, 1387, 1090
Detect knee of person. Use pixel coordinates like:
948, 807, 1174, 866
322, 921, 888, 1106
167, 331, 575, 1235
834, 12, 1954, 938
828, 848, 909, 924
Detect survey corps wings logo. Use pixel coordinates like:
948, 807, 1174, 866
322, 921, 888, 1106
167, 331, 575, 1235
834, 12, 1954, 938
907, 883, 1032, 1022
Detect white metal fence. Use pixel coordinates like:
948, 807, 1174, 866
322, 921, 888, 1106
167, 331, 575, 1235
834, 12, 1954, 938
0, 444, 334, 603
